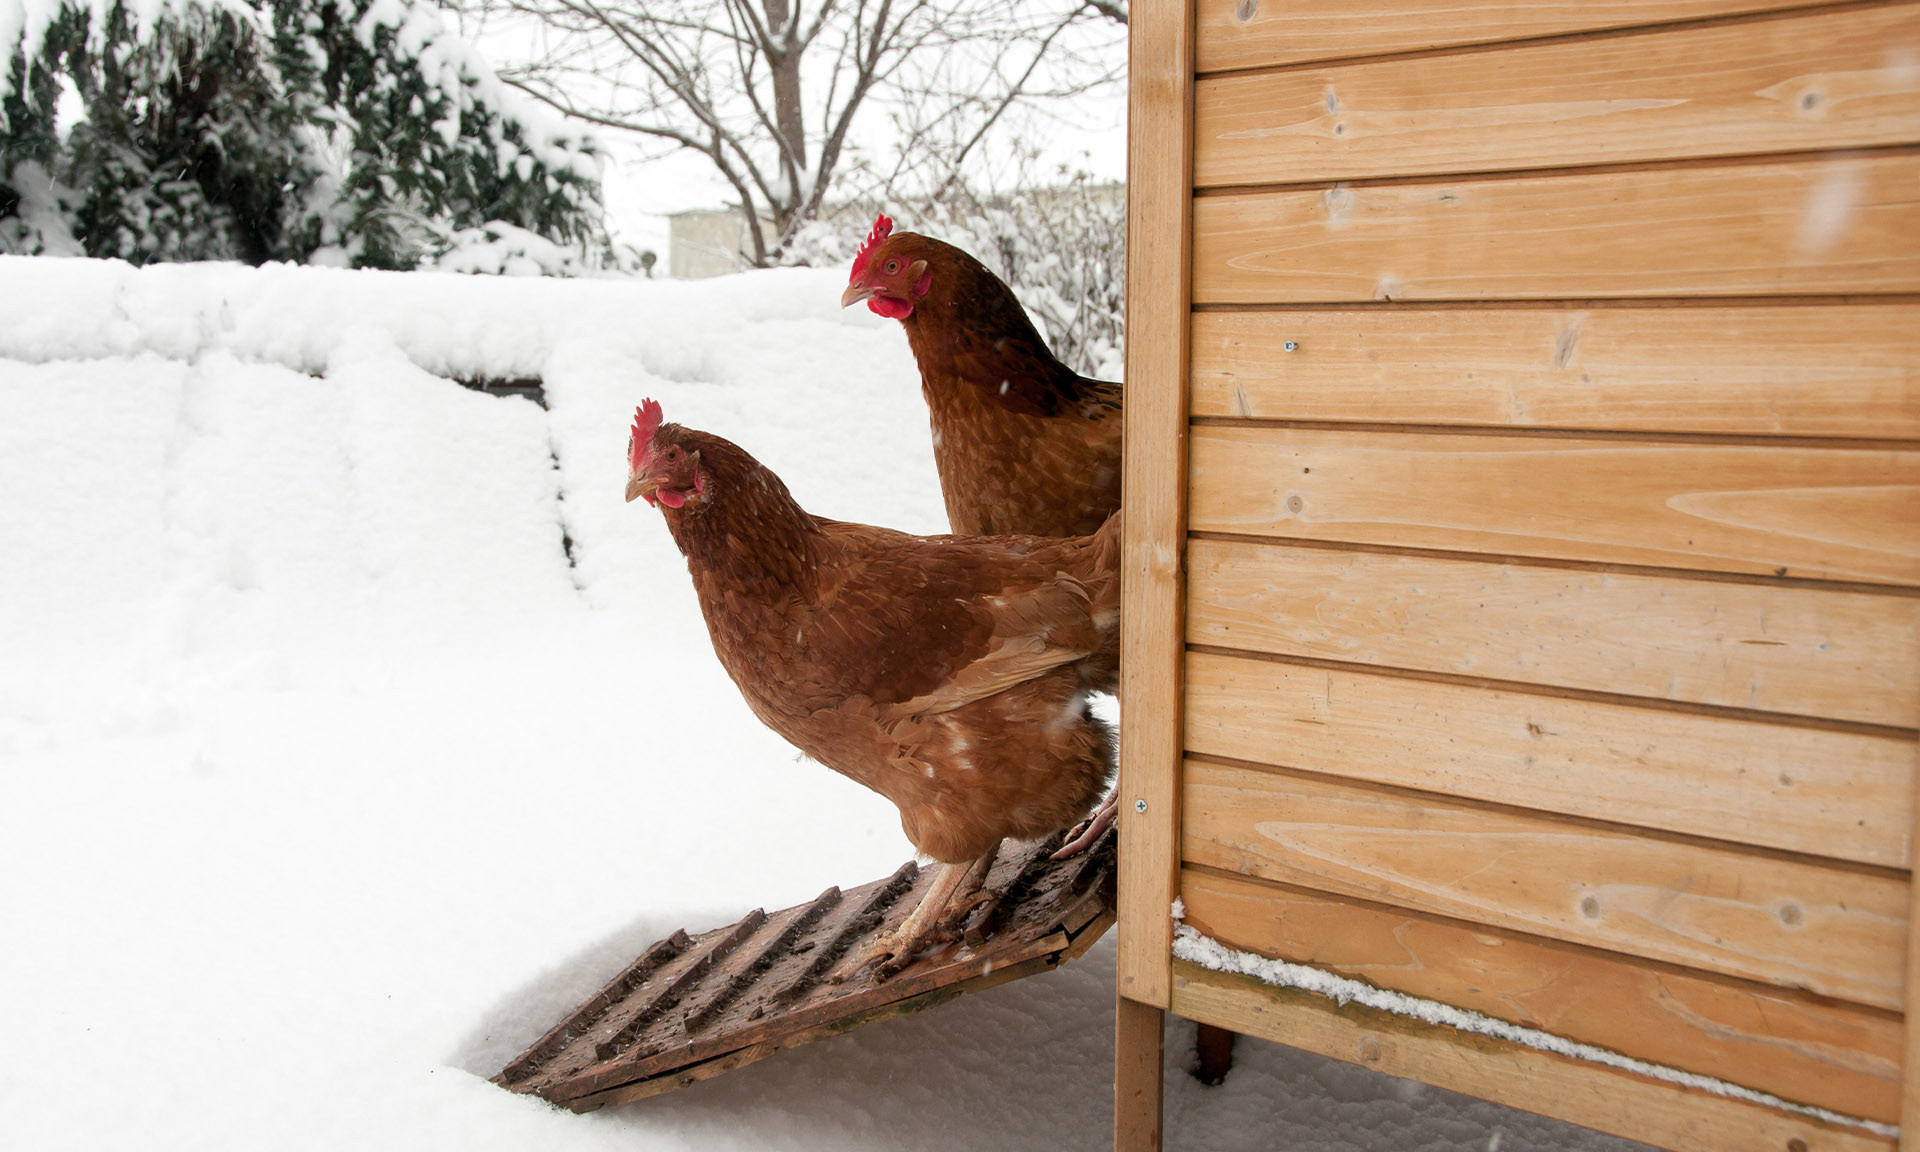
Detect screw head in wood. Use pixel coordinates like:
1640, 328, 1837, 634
1134, 798, 1148, 813
1283, 340, 1298, 351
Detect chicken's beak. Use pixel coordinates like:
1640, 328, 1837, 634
840, 281, 874, 309
625, 474, 657, 506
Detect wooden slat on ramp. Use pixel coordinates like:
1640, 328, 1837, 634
495, 827, 1117, 1111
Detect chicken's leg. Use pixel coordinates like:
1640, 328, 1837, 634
942, 841, 1001, 928
859, 843, 999, 980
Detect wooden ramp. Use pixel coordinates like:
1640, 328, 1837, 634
495, 827, 1116, 1111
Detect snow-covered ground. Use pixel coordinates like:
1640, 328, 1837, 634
0, 256, 1649, 1151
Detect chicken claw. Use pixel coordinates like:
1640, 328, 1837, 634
1050, 791, 1117, 860
850, 855, 979, 981
858, 923, 959, 981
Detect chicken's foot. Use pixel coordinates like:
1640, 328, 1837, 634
1051, 790, 1117, 860
944, 842, 1018, 945
854, 860, 971, 981
852, 843, 1004, 981
940, 842, 1002, 930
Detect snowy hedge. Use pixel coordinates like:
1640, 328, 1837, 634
0, 0, 614, 270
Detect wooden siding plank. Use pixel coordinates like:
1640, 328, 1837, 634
1188, 425, 1920, 585
1117, 0, 1193, 1020
1195, 0, 1842, 74
1184, 649, 1915, 868
1195, 4, 1920, 187
1180, 867, 1904, 1124
1170, 960, 1896, 1152
1186, 539, 1920, 728
1191, 154, 1920, 304
1182, 759, 1909, 1010
1189, 305, 1920, 439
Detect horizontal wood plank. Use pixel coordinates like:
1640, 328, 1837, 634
1180, 867, 1904, 1123
1182, 759, 1909, 1009
1194, 0, 1840, 73
1170, 960, 1895, 1152
1188, 425, 1920, 584
1186, 539, 1920, 728
1196, 4, 1920, 186
1191, 154, 1920, 304
1189, 305, 1920, 439
1183, 649, 1915, 868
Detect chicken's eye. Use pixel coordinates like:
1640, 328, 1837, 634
885, 259, 900, 274
664, 447, 680, 462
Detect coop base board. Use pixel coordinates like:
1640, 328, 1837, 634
1169, 959, 1893, 1152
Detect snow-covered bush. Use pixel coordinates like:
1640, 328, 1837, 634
0, 0, 613, 270
434, 219, 596, 276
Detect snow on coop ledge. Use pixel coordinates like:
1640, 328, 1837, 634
1169, 900, 1896, 1141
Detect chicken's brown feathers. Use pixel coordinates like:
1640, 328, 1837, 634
852, 227, 1124, 538
629, 411, 1117, 866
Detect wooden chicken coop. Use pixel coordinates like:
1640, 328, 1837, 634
1114, 1, 1920, 1149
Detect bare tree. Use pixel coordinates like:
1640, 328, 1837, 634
455, 0, 1126, 266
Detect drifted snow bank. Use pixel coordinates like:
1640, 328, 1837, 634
2, 256, 1655, 1151
1170, 903, 1895, 1139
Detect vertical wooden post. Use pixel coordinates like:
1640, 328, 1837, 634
1116, 993, 1166, 1149
1118, 0, 1193, 1148
1193, 1022, 1235, 1086
1902, 786, 1920, 1147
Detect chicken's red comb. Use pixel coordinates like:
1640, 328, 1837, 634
630, 399, 664, 471
849, 213, 893, 282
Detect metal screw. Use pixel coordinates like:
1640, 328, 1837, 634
1283, 340, 1299, 352
1134, 798, 1148, 813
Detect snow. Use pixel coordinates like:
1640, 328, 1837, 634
1, 0, 250, 68
3, 254, 1653, 1151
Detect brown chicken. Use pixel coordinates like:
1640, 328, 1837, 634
841, 214, 1123, 539
625, 399, 1118, 976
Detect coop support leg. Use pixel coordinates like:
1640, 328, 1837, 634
1193, 1023, 1235, 1085
1115, 993, 1164, 1151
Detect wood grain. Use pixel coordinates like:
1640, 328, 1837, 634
1115, 995, 1165, 1152
1191, 154, 1920, 304
1117, 0, 1194, 1017
1182, 759, 1909, 1010
1194, 0, 1839, 73
1188, 425, 1920, 584
1905, 778, 1920, 1138
1195, 4, 1920, 187
1184, 649, 1915, 868
1170, 960, 1896, 1152
1180, 867, 1904, 1124
567, 951, 1063, 1112
1186, 538, 1920, 728
1189, 305, 1920, 439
